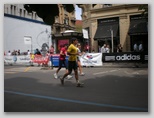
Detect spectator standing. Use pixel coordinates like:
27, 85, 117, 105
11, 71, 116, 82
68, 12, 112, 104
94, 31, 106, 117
12, 50, 16, 55
98, 46, 101, 52
133, 43, 139, 67
139, 42, 143, 52
77, 43, 85, 76
101, 44, 107, 64
34, 49, 41, 55
60, 38, 84, 87
13, 52, 17, 64
49, 45, 54, 54
54, 44, 72, 79
117, 44, 123, 52
106, 44, 110, 53
27, 50, 31, 55
133, 43, 138, 52
7, 51, 11, 56
101, 44, 107, 53
30, 53, 35, 60
84, 42, 89, 53
17, 49, 20, 55
139, 41, 144, 63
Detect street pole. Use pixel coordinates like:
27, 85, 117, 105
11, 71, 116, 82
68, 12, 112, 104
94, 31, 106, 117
111, 30, 114, 53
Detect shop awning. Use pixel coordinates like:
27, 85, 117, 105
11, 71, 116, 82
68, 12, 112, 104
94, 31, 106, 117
94, 23, 119, 40
128, 20, 148, 35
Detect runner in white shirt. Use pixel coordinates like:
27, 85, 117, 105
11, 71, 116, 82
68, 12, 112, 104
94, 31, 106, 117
77, 43, 85, 76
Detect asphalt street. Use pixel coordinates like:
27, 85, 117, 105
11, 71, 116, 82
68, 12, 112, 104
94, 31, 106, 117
4, 65, 148, 112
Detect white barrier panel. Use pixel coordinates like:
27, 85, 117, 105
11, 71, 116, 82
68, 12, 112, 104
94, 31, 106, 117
80, 53, 103, 66
4, 55, 32, 65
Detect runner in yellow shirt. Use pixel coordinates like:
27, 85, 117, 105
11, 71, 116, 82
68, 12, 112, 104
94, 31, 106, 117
60, 37, 84, 87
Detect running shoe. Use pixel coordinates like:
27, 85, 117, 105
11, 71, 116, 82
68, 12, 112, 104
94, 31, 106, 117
54, 73, 58, 79
79, 73, 85, 76
67, 75, 73, 80
76, 82, 84, 87
60, 78, 64, 85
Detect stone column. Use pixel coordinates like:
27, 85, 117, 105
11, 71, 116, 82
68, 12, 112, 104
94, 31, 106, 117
90, 19, 98, 52
119, 15, 130, 52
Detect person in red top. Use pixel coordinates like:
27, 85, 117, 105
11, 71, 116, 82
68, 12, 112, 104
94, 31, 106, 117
54, 44, 72, 79
84, 42, 90, 52
49, 45, 54, 54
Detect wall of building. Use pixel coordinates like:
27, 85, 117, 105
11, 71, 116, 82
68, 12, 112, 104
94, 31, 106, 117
4, 14, 51, 53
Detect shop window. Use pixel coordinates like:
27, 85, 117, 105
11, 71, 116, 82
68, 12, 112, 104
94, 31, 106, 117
23, 10, 26, 17
56, 27, 60, 34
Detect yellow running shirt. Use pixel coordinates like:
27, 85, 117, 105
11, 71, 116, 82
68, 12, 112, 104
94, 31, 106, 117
67, 44, 77, 61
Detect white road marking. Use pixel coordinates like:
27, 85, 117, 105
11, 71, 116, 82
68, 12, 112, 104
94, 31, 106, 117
4, 72, 16, 74
124, 71, 139, 75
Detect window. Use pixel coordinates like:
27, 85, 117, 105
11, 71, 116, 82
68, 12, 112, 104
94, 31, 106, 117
64, 18, 69, 25
10, 5, 13, 14
10, 5, 17, 15
103, 4, 112, 8
56, 27, 60, 34
31, 12, 33, 19
34, 12, 37, 19
14, 5, 16, 15
64, 6, 67, 15
55, 16, 59, 23
6, 7, 8, 14
23, 10, 26, 17
20, 9, 22, 17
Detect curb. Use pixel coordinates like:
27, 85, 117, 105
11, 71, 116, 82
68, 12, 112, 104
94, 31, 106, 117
4, 63, 148, 68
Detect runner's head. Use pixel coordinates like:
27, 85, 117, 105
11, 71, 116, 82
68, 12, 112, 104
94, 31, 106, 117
71, 37, 78, 45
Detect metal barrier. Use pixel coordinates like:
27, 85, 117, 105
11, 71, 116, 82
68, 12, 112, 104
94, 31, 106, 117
4, 52, 148, 66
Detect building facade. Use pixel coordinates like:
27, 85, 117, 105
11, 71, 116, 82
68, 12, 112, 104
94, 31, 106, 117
78, 4, 148, 52
4, 4, 77, 53
52, 4, 76, 35
51, 5, 84, 53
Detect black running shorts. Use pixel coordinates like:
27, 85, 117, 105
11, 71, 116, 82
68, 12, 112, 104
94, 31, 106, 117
58, 59, 68, 69
68, 61, 77, 72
